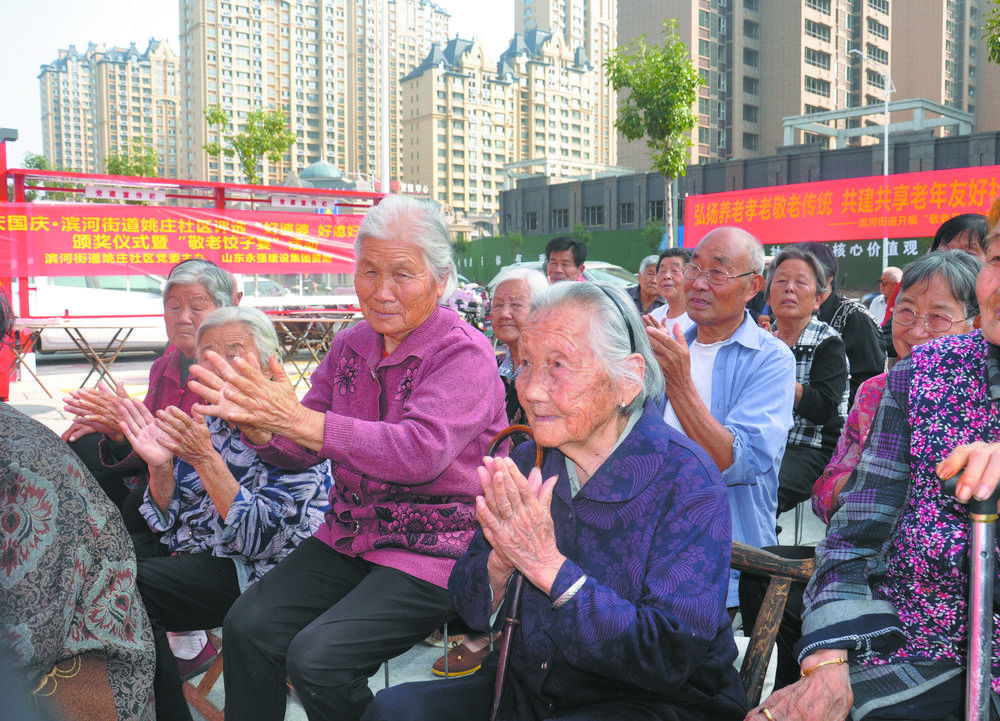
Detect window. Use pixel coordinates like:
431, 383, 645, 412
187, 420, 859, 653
866, 69, 886, 89
744, 48, 759, 68
699, 10, 710, 27
717, 130, 727, 148
618, 202, 635, 226
524, 211, 537, 230
550, 208, 569, 229
867, 0, 889, 14
867, 44, 889, 65
583, 205, 604, 226
743, 132, 759, 151
804, 19, 831, 42
805, 0, 830, 12
744, 20, 759, 39
744, 104, 758, 123
744, 0, 758, 9
647, 200, 664, 221
805, 76, 831, 97
805, 48, 831, 70
867, 17, 889, 40
699, 127, 710, 144
699, 39, 711, 57
743, 76, 759, 95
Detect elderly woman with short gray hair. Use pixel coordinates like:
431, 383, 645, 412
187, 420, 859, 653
628, 253, 666, 316
119, 305, 332, 721
188, 195, 509, 721
364, 282, 747, 721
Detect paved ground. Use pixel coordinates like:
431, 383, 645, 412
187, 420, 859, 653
6, 351, 827, 718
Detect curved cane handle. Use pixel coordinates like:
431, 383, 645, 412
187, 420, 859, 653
487, 424, 543, 468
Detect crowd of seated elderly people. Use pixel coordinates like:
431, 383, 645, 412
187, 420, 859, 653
6, 193, 1000, 721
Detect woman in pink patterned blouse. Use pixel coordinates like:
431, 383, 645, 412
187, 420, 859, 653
811, 251, 981, 524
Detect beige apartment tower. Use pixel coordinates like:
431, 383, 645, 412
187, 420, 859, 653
617, 0, 895, 170
39, 40, 181, 177
179, 0, 449, 185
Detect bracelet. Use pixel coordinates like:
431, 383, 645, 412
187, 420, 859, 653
800, 657, 846, 678
552, 574, 587, 609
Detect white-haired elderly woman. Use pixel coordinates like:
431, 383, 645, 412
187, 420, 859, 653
118, 306, 333, 721
627, 253, 667, 316
187, 195, 509, 721
363, 282, 748, 721
62, 258, 237, 512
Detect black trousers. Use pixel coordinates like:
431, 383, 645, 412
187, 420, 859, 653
223, 537, 455, 721
136, 546, 241, 721
68, 432, 131, 508
776, 445, 831, 515
362, 671, 493, 721
737, 544, 813, 692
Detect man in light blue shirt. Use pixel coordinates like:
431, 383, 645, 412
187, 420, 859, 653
645, 226, 795, 607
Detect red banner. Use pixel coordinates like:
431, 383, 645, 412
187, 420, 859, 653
1, 203, 360, 276
683, 165, 1000, 246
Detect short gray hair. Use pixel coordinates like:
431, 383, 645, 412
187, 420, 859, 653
765, 247, 827, 301
531, 282, 664, 415
164, 259, 235, 310
355, 195, 457, 300
901, 250, 981, 319
196, 306, 281, 372
491, 267, 548, 300
639, 255, 659, 274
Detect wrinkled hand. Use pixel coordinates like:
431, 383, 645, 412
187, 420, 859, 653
154, 406, 216, 468
63, 381, 129, 439
189, 352, 298, 439
757, 315, 773, 333
476, 456, 563, 593
937, 441, 1000, 511
61, 419, 97, 444
118, 397, 173, 469
643, 315, 691, 392
746, 663, 852, 721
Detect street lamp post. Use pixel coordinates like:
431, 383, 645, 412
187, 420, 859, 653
849, 48, 894, 272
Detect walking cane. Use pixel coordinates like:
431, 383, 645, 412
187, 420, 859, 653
486, 425, 543, 721
942, 473, 1000, 721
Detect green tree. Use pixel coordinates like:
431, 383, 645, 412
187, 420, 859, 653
572, 222, 591, 246
642, 220, 666, 253
8, 152, 73, 202
105, 139, 160, 178
203, 105, 296, 185
20, 152, 47, 201
454, 235, 471, 255
605, 19, 702, 244
987, 1, 1000, 64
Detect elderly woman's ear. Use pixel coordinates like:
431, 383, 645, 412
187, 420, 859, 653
620, 354, 646, 409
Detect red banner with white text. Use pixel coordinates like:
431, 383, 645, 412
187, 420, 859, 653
683, 165, 1000, 246
1, 203, 360, 276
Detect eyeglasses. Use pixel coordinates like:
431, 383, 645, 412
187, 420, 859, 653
682, 263, 755, 286
893, 307, 968, 333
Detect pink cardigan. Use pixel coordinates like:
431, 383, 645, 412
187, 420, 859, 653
252, 305, 508, 588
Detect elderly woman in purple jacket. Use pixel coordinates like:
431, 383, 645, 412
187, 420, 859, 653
362, 282, 748, 721
188, 195, 508, 721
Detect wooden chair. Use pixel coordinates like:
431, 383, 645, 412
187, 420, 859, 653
730, 542, 816, 708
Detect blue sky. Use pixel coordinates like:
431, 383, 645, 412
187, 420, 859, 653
0, 0, 513, 166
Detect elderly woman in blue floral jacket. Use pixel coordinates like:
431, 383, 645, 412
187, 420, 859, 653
363, 282, 747, 721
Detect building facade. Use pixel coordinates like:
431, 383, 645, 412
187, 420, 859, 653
39, 40, 181, 176
178, 0, 449, 185
402, 29, 612, 235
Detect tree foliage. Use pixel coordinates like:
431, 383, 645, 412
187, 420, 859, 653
105, 139, 160, 178
572, 222, 591, 246
605, 20, 701, 181
507, 229, 523, 256
987, 1, 1000, 65
642, 220, 666, 253
8, 152, 74, 202
204, 105, 296, 185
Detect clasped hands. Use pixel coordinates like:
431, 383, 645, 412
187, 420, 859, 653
476, 456, 564, 596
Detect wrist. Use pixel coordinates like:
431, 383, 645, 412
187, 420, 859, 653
801, 650, 847, 678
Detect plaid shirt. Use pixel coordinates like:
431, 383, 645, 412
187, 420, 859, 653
798, 331, 1000, 719
781, 317, 849, 451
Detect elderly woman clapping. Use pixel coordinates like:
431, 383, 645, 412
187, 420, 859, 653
120, 306, 332, 721
363, 282, 748, 721
187, 195, 509, 721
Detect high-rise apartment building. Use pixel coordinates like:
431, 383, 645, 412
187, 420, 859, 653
402, 30, 608, 231
617, 0, 895, 170
39, 40, 181, 176
179, 0, 449, 185
516, 0, 617, 166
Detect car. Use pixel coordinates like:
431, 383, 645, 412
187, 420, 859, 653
485, 260, 636, 293
13, 274, 170, 354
